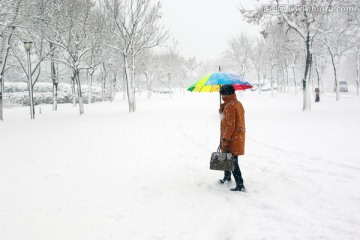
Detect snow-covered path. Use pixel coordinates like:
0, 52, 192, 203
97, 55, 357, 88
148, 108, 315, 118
1, 92, 359, 240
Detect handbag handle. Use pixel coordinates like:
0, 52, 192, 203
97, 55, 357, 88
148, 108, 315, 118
218, 144, 230, 153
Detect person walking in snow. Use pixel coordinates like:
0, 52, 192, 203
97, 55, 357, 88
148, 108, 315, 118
218, 85, 246, 192
315, 87, 320, 102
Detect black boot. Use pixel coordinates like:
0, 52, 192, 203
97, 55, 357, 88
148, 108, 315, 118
230, 157, 245, 192
230, 185, 246, 192
219, 171, 231, 184
219, 177, 231, 184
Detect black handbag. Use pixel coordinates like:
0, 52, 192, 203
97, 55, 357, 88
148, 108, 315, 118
210, 145, 234, 171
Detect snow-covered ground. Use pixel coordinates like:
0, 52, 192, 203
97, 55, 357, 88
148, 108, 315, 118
1, 90, 359, 240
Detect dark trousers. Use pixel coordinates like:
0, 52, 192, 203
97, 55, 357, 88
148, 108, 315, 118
224, 156, 244, 186
315, 93, 320, 102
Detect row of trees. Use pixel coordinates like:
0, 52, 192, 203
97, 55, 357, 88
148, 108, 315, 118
0, 0, 197, 120
232, 0, 360, 111
3, 0, 359, 119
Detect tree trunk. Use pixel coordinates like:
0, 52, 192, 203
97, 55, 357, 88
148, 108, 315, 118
72, 69, 84, 115
110, 72, 117, 102
181, 74, 186, 95
314, 55, 322, 94
270, 65, 274, 98
261, 72, 267, 93
75, 70, 84, 114
145, 72, 152, 99
168, 73, 172, 98
0, 89, 2, 121
131, 55, 136, 110
256, 70, 261, 95
123, 70, 126, 100
0, 34, 12, 121
284, 58, 289, 93
302, 33, 312, 112
292, 53, 298, 95
52, 81, 58, 111
26, 51, 35, 119
87, 69, 94, 104
124, 54, 135, 112
0, 68, 4, 122
330, 52, 340, 101
110, 73, 114, 102
356, 49, 359, 97
0, 41, 5, 121
0, 77, 3, 121
292, 66, 297, 95
101, 63, 106, 102
0, 0, 21, 121
88, 70, 94, 104
315, 61, 321, 88
71, 74, 76, 106
50, 43, 58, 111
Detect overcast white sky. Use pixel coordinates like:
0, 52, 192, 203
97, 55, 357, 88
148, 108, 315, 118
160, 0, 262, 61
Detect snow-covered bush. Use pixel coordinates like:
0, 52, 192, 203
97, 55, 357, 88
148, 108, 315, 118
3, 82, 109, 107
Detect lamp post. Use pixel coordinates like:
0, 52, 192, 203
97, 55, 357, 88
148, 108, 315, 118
24, 41, 34, 119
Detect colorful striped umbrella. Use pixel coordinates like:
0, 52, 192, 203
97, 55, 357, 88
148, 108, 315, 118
187, 72, 252, 92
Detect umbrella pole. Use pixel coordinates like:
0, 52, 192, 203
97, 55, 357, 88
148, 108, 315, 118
219, 66, 222, 149
219, 90, 221, 151
218, 66, 221, 106
219, 83, 222, 106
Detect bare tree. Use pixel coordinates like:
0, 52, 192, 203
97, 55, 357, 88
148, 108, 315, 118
312, 40, 327, 95
44, 0, 98, 115
34, 0, 62, 111
0, 0, 22, 121
266, 43, 280, 97
224, 34, 253, 79
103, 0, 168, 113
17, 0, 60, 116
138, 50, 158, 99
317, 6, 358, 101
250, 38, 267, 95
98, 62, 109, 101
263, 21, 294, 94
10, 32, 55, 119
273, 0, 327, 111
83, 8, 108, 104
179, 57, 197, 94
241, 0, 328, 111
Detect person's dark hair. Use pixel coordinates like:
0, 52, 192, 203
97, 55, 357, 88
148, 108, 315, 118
220, 85, 235, 95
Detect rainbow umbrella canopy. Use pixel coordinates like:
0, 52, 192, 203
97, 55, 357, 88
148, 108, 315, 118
187, 72, 252, 92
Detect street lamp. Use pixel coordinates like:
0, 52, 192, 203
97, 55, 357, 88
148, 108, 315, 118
24, 41, 35, 119
24, 41, 32, 52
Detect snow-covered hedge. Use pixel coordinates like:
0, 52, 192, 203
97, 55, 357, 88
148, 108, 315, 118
3, 82, 109, 107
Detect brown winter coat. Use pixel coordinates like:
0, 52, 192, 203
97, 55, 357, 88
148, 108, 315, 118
220, 94, 245, 156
